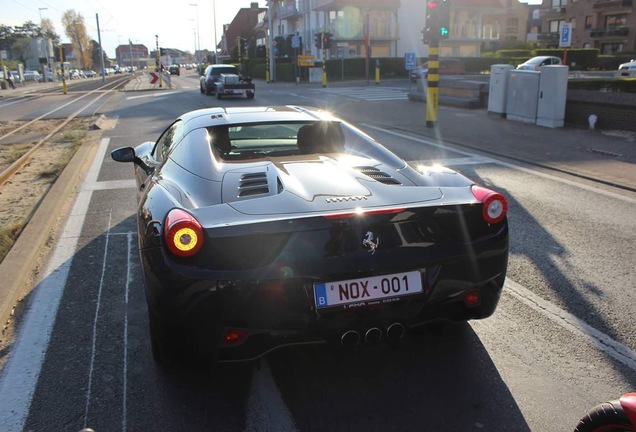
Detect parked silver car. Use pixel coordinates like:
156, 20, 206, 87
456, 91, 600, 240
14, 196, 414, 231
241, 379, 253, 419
516, 56, 563, 71
617, 59, 636, 77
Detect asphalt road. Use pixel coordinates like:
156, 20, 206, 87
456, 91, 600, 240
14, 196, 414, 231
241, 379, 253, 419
1, 71, 635, 431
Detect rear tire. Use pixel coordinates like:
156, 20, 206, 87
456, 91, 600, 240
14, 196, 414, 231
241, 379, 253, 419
246, 92, 254, 100
148, 312, 182, 368
574, 400, 634, 432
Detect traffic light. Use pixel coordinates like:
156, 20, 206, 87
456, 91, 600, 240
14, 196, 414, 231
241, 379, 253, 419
159, 47, 166, 56
314, 32, 323, 49
438, 0, 451, 39
424, 0, 451, 43
323, 32, 332, 49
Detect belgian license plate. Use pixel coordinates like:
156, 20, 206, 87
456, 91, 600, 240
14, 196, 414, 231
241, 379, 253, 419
314, 271, 423, 310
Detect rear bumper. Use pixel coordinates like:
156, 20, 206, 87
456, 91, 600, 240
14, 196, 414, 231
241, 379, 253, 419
140, 234, 508, 362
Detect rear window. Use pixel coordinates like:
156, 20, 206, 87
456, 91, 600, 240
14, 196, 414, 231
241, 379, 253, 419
211, 67, 238, 76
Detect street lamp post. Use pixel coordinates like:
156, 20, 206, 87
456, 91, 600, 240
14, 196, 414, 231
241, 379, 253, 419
213, 0, 218, 63
39, 7, 50, 81
189, 3, 200, 62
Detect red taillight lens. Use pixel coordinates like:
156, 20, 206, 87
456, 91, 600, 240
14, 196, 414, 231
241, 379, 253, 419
164, 209, 204, 257
464, 290, 481, 307
223, 329, 248, 346
471, 185, 508, 224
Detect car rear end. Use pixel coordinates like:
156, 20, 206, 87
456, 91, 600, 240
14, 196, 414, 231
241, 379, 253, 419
142, 187, 508, 362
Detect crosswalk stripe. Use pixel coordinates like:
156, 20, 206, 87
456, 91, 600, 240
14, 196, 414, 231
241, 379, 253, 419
311, 86, 408, 101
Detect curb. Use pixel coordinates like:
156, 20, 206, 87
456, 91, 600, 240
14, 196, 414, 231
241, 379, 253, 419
0, 130, 102, 338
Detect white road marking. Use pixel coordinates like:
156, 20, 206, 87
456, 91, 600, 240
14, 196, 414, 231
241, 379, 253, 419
312, 87, 408, 101
126, 91, 180, 100
504, 279, 636, 370
83, 212, 112, 428
245, 358, 297, 432
122, 232, 133, 432
0, 137, 111, 432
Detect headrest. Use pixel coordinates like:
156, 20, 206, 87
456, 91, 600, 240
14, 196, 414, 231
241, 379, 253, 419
296, 121, 345, 155
210, 127, 231, 153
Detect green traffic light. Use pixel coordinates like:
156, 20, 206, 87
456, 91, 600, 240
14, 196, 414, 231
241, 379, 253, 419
440, 27, 449, 36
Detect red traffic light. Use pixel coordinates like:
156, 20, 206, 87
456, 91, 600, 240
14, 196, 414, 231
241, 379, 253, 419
427, 1, 438, 9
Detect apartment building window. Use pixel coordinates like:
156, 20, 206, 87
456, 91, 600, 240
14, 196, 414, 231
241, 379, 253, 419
549, 19, 565, 33
601, 42, 623, 54
585, 16, 592, 29
605, 14, 627, 28
551, 0, 565, 8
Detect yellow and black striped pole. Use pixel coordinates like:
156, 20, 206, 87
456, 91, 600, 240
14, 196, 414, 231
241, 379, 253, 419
426, 42, 439, 128
322, 47, 327, 87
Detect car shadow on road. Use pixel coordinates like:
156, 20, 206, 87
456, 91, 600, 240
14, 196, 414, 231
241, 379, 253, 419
267, 323, 530, 432
455, 166, 636, 391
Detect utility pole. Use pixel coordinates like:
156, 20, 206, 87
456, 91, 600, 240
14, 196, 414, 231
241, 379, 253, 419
213, 0, 218, 63
189, 3, 200, 61
96, 13, 105, 84
39, 8, 50, 81
155, 35, 162, 87
267, 0, 275, 81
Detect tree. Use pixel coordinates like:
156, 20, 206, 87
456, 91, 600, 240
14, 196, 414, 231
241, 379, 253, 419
40, 18, 61, 47
61, 10, 93, 68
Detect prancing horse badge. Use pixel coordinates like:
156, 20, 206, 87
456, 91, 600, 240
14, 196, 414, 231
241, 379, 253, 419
362, 231, 379, 254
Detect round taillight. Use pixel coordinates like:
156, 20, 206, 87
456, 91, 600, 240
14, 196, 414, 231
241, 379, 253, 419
164, 209, 204, 257
471, 185, 508, 224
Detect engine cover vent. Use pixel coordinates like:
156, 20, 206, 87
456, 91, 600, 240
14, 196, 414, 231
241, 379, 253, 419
355, 166, 402, 185
238, 172, 269, 197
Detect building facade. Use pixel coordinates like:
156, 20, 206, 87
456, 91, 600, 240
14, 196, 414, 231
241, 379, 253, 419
535, 0, 636, 53
245, 0, 636, 60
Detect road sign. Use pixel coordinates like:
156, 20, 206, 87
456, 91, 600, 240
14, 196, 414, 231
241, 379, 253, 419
291, 36, 301, 49
148, 72, 159, 84
297, 55, 315, 67
559, 23, 572, 47
405, 52, 417, 71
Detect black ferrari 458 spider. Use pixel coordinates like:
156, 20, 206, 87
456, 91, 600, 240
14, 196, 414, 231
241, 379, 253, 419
111, 106, 509, 366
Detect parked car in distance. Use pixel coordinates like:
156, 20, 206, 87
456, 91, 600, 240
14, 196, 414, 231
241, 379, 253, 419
168, 64, 180, 76
83, 70, 96, 78
23, 70, 42, 82
617, 59, 636, 77
199, 64, 240, 95
516, 56, 563, 71
409, 58, 465, 83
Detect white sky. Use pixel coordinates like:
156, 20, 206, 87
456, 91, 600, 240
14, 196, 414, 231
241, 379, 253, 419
2, 0, 263, 58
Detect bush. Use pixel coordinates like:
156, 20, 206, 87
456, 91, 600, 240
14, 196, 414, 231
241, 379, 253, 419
568, 78, 636, 92
494, 50, 533, 58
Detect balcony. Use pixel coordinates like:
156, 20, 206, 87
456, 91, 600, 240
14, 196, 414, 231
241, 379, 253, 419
544, 7, 566, 18
592, 0, 633, 11
536, 32, 560, 43
313, 0, 399, 10
589, 26, 629, 37
276, 4, 303, 19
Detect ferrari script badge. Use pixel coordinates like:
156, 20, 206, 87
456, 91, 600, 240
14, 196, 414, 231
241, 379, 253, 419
363, 231, 379, 254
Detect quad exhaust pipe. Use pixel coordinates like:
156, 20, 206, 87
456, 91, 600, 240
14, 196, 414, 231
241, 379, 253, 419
386, 323, 405, 340
340, 323, 405, 347
340, 330, 360, 348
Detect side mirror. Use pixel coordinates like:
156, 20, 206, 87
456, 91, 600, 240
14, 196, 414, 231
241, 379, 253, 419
111, 147, 154, 175
111, 146, 135, 162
